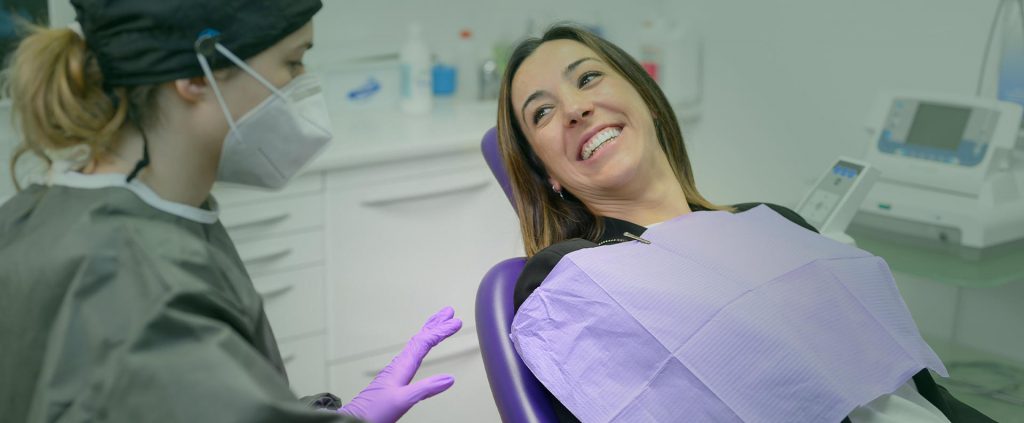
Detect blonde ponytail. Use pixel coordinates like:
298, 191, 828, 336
3, 24, 128, 189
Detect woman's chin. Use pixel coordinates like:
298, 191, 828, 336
581, 162, 644, 196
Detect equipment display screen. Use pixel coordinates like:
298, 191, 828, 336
905, 103, 971, 151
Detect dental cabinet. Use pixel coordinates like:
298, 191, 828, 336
214, 102, 512, 421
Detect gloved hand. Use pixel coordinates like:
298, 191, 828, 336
338, 306, 463, 423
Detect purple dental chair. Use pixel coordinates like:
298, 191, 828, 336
475, 127, 559, 423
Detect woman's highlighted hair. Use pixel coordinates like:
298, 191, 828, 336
496, 24, 729, 256
3, 24, 159, 189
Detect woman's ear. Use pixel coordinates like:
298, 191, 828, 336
549, 178, 562, 193
172, 76, 208, 103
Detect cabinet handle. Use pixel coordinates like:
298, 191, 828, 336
360, 178, 489, 207
242, 248, 293, 266
361, 345, 480, 378
283, 353, 298, 364
256, 281, 296, 299
224, 212, 291, 231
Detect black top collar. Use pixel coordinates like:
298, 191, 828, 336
596, 203, 710, 244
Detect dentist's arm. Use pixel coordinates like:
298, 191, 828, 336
338, 307, 463, 423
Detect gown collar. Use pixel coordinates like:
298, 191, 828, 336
48, 171, 219, 224
596, 203, 707, 244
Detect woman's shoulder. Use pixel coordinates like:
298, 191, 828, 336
3, 185, 238, 295
512, 202, 818, 311
732, 202, 818, 233
514, 238, 597, 311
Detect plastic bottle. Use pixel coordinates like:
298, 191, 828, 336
432, 62, 456, 97
399, 23, 432, 115
638, 19, 663, 82
661, 21, 702, 109
456, 29, 479, 103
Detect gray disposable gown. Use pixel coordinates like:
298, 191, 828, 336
0, 174, 359, 422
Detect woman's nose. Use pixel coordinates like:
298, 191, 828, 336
563, 94, 594, 127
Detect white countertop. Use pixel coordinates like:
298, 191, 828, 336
0, 101, 498, 202
307, 101, 498, 173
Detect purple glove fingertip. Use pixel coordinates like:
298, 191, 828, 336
405, 374, 456, 402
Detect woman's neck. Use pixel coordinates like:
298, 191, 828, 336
586, 174, 692, 226
84, 127, 217, 207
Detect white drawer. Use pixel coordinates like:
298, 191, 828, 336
325, 165, 521, 359
212, 173, 323, 207
324, 150, 483, 190
221, 193, 323, 242
255, 266, 325, 340
327, 332, 499, 423
236, 230, 324, 277
278, 335, 328, 397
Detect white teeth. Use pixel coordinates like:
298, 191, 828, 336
582, 127, 621, 160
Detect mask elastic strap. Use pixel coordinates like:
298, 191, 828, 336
211, 43, 287, 97
195, 62, 241, 144
194, 29, 289, 141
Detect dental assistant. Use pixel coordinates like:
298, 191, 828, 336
0, 1, 461, 422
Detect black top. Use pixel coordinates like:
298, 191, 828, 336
512, 203, 994, 423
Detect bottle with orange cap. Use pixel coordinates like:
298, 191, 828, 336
455, 28, 478, 103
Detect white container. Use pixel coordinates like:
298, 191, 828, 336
399, 24, 433, 115
455, 29, 479, 103
661, 21, 703, 110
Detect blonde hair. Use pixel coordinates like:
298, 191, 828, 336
3, 25, 159, 189
497, 25, 731, 256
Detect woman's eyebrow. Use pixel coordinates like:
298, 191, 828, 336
521, 90, 551, 123
564, 57, 598, 78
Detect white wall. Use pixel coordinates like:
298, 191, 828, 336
48, 0, 74, 27
668, 0, 997, 206
310, 0, 1000, 206
309, 0, 667, 63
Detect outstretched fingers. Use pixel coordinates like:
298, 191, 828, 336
403, 374, 456, 403
387, 307, 462, 385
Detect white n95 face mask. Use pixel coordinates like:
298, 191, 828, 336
196, 38, 333, 190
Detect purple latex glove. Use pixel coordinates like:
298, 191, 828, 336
338, 306, 463, 423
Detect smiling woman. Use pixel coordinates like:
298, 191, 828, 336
496, 24, 995, 423
496, 25, 731, 258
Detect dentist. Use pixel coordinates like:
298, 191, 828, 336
0, 1, 460, 422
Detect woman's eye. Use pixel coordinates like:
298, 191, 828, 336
578, 71, 602, 88
533, 106, 552, 125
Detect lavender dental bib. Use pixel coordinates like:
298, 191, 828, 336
510, 206, 946, 423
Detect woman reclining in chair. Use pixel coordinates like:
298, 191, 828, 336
496, 25, 993, 423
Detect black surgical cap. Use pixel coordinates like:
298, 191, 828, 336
70, 0, 322, 87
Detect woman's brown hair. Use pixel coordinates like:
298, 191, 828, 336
497, 24, 730, 256
3, 24, 160, 189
